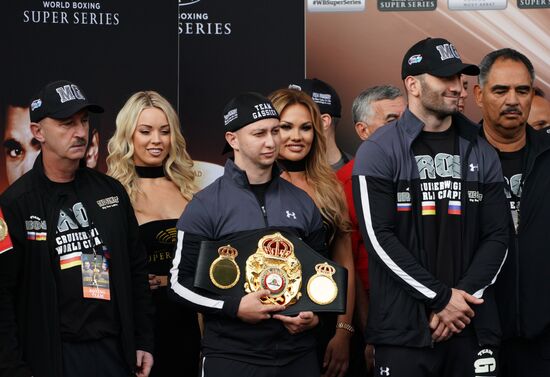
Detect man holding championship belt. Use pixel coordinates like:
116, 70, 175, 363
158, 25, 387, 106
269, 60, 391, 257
169, 92, 335, 377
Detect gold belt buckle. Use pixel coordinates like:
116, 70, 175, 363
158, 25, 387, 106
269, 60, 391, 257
244, 232, 302, 306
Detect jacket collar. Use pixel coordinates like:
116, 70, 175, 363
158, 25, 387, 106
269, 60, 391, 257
399, 108, 480, 146
223, 158, 279, 188
30, 152, 53, 186
479, 121, 550, 155
30, 152, 84, 190
525, 123, 550, 156
479, 121, 550, 177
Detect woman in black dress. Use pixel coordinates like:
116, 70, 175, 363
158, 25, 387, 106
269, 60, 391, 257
107, 91, 200, 377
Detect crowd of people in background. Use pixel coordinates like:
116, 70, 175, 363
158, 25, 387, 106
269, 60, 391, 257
1, 36, 550, 377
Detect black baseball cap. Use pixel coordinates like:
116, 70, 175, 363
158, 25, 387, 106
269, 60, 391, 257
29, 80, 104, 123
288, 78, 342, 118
222, 92, 279, 154
401, 38, 480, 80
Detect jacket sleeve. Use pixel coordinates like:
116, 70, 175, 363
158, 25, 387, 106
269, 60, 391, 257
455, 146, 509, 297
352, 140, 451, 312
0, 205, 33, 377
121, 188, 155, 354
168, 198, 241, 318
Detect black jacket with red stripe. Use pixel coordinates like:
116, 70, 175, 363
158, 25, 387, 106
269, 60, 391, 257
352, 109, 509, 347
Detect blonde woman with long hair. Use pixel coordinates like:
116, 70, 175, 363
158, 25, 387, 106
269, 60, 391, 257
107, 91, 199, 377
269, 88, 356, 377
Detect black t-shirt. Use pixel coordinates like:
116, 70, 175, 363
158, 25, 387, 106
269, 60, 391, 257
498, 148, 524, 233
412, 125, 463, 288
53, 181, 119, 341
249, 181, 269, 207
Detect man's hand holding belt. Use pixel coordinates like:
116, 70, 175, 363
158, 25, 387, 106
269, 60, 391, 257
237, 289, 285, 323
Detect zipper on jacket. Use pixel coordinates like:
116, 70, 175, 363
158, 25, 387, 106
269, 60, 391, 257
512, 145, 532, 337
47, 192, 64, 376
249, 189, 269, 227
460, 139, 473, 244
260, 205, 268, 226
514, 234, 521, 336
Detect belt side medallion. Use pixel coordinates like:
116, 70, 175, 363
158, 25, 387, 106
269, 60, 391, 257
209, 245, 240, 289
307, 262, 338, 305
245, 232, 302, 306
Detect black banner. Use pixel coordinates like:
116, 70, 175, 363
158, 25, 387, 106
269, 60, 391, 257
1, 0, 305, 192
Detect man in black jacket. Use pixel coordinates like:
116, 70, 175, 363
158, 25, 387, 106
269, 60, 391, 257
169, 92, 328, 377
0, 80, 154, 377
474, 48, 550, 377
353, 38, 509, 377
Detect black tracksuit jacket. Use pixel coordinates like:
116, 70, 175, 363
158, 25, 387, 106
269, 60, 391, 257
169, 159, 327, 366
352, 109, 509, 347
492, 125, 550, 343
0, 155, 154, 377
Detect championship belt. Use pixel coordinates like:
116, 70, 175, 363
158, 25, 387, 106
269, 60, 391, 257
194, 228, 347, 315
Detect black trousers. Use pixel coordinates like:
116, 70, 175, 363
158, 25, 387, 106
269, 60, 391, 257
202, 350, 319, 377
498, 338, 550, 377
62, 337, 132, 377
373, 335, 498, 377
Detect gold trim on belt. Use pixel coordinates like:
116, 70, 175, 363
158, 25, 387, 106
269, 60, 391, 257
244, 232, 302, 306
209, 245, 240, 289
206, 231, 341, 309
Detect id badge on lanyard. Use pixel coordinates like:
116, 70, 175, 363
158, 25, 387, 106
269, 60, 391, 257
81, 245, 111, 300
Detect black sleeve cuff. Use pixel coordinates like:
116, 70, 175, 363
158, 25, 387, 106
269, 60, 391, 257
221, 296, 240, 319
430, 286, 452, 313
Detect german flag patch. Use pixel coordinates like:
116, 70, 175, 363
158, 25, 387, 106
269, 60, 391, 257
0, 208, 14, 255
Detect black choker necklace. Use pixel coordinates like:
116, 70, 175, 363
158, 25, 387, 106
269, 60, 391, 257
135, 165, 165, 178
278, 159, 306, 172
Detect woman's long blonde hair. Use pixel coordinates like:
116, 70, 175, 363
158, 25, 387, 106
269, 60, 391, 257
107, 91, 197, 203
269, 88, 351, 237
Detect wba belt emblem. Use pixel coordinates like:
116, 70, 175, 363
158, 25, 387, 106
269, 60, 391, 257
244, 232, 302, 306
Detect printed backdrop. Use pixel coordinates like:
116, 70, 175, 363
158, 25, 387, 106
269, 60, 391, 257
306, 0, 550, 155
2, 0, 549, 192
1, 0, 305, 192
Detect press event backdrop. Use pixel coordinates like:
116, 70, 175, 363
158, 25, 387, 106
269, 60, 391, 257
1, 0, 549, 192
0, 0, 305, 192
306, 0, 550, 155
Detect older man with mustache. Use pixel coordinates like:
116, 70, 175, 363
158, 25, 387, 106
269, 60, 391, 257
0, 80, 154, 377
475, 48, 550, 377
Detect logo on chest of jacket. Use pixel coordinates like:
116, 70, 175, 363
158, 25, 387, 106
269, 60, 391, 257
96, 196, 119, 210
468, 190, 483, 203
25, 215, 47, 241
379, 366, 391, 376
285, 210, 296, 219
